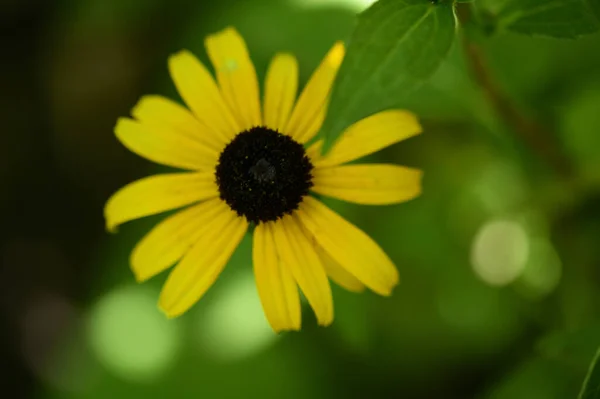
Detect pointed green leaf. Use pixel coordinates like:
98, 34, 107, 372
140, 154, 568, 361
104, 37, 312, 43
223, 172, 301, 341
321, 0, 456, 152
488, 0, 600, 39
580, 347, 600, 399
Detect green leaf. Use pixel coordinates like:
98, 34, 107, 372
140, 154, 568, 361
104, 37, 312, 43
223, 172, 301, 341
491, 0, 600, 39
587, 0, 600, 20
538, 325, 600, 361
579, 347, 600, 399
320, 0, 456, 152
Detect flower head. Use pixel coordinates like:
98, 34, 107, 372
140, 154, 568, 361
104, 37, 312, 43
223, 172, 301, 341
104, 27, 422, 332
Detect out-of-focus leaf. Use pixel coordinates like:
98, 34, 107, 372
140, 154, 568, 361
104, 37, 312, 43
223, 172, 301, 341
69, 0, 165, 31
579, 348, 600, 399
537, 324, 600, 369
321, 0, 456, 152
588, 0, 600, 19
559, 78, 600, 182
489, 0, 600, 39
486, 357, 578, 399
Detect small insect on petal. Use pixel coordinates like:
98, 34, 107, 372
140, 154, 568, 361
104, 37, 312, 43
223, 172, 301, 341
225, 59, 239, 72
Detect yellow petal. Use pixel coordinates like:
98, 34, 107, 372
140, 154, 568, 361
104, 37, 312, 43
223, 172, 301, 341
315, 110, 422, 168
263, 53, 298, 132
312, 164, 423, 205
303, 107, 326, 143
131, 198, 227, 282
104, 172, 218, 232
114, 118, 218, 170
159, 207, 248, 318
205, 27, 261, 130
168, 50, 240, 142
253, 222, 301, 332
285, 42, 345, 144
297, 197, 399, 296
272, 215, 333, 326
317, 246, 365, 293
305, 140, 323, 164
132, 95, 226, 151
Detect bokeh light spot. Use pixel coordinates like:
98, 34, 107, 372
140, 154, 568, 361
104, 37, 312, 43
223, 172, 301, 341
471, 220, 529, 286
196, 271, 277, 362
473, 162, 527, 214
291, 0, 377, 12
88, 285, 181, 382
517, 238, 562, 298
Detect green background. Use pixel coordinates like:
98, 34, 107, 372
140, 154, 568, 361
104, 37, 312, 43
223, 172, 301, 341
2, 0, 600, 398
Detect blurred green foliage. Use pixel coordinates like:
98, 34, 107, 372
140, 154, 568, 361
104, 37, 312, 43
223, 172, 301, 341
476, 0, 600, 38
3, 0, 600, 398
579, 347, 600, 398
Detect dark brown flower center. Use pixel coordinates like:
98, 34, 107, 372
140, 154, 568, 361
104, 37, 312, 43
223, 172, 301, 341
215, 127, 313, 224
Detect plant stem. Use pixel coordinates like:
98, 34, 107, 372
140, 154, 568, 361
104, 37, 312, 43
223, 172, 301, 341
455, 3, 573, 178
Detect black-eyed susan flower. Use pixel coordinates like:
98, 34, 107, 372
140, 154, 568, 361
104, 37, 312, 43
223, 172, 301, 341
105, 27, 422, 333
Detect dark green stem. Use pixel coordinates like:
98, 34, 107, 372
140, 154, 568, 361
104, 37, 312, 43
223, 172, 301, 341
455, 2, 574, 178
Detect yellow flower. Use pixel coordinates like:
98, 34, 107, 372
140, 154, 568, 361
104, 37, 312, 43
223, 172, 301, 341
104, 27, 422, 333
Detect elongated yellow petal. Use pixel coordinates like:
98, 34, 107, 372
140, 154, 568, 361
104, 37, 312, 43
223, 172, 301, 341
158, 208, 247, 318
264, 54, 298, 132
205, 27, 261, 130
306, 140, 323, 164
285, 42, 344, 144
253, 222, 301, 332
168, 50, 240, 142
104, 172, 218, 232
272, 215, 333, 326
303, 106, 326, 144
315, 110, 422, 167
297, 197, 399, 296
312, 164, 422, 205
317, 246, 365, 293
132, 95, 226, 151
115, 118, 217, 170
131, 198, 227, 282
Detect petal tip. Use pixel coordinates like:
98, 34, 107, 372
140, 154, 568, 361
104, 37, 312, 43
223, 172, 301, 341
217, 26, 239, 36
317, 317, 334, 328
379, 279, 400, 297
158, 301, 180, 319
414, 174, 424, 195
168, 50, 195, 69
132, 272, 149, 284
274, 324, 301, 334
130, 95, 159, 118
328, 42, 345, 67
103, 206, 118, 233
206, 26, 242, 47
274, 52, 296, 63
349, 285, 366, 293
289, 320, 302, 331
130, 259, 151, 283
169, 49, 191, 59
113, 117, 136, 140
114, 116, 130, 130
398, 110, 423, 136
